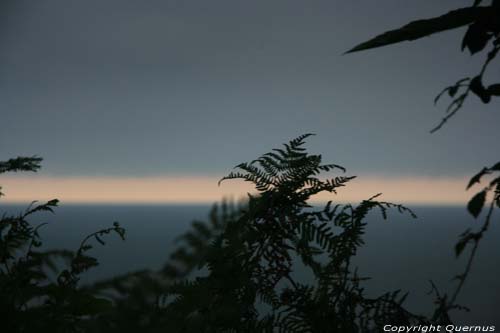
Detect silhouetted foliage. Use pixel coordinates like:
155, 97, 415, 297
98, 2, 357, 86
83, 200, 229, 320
0, 156, 42, 197
6, 135, 488, 331
162, 200, 245, 280
86, 201, 245, 332
348, 0, 500, 322
348, 0, 500, 133
1, 137, 434, 332
153, 134, 426, 332
0, 157, 125, 332
4, 3, 498, 330
85, 135, 438, 332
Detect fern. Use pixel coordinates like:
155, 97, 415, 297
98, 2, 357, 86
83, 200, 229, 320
0, 156, 128, 332
148, 134, 424, 332
0, 137, 437, 332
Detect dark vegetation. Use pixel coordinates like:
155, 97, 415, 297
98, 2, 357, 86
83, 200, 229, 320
2, 0, 499, 331
1, 136, 426, 332
347, 0, 500, 134
348, 0, 500, 321
0, 157, 125, 332
2, 134, 497, 332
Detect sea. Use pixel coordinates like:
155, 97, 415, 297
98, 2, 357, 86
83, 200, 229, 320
1, 204, 499, 326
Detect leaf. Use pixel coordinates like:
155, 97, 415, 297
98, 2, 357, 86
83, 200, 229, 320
455, 229, 478, 257
487, 83, 500, 96
467, 190, 486, 218
346, 7, 486, 53
491, 161, 500, 171
467, 167, 489, 189
470, 76, 491, 103
461, 22, 492, 54
0, 156, 43, 174
448, 85, 459, 97
489, 176, 500, 189
434, 78, 470, 104
455, 238, 467, 257
23, 199, 60, 218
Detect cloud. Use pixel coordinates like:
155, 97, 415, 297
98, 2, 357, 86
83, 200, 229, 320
0, 174, 469, 205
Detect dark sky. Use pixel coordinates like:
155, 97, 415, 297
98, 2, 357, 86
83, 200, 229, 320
1, 0, 499, 179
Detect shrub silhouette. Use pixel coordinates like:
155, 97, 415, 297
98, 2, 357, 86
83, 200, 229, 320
347, 0, 500, 319
4, 136, 488, 332
82, 135, 435, 332
0, 157, 125, 332
153, 133, 426, 332
347, 0, 500, 133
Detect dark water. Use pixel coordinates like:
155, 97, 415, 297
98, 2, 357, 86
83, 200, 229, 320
1, 204, 499, 326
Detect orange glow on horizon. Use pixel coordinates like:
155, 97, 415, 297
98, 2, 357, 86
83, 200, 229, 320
0, 175, 470, 205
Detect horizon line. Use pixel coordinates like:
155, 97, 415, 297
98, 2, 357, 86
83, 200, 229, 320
0, 174, 473, 206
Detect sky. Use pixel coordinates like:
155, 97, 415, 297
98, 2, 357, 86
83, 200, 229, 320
1, 0, 499, 204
